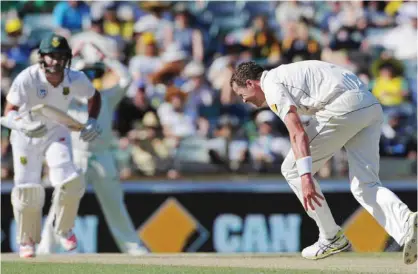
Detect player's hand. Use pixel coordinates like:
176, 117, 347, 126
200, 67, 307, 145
80, 118, 101, 142
301, 173, 324, 211
20, 120, 48, 138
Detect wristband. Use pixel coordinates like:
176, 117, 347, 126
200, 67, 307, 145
296, 156, 312, 176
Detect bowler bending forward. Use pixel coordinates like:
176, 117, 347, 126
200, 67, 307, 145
2, 33, 101, 258
230, 60, 417, 264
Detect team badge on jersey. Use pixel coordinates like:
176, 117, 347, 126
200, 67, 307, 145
63, 87, 70, 96
20, 156, 27, 165
51, 37, 60, 48
37, 89, 48, 98
270, 104, 278, 113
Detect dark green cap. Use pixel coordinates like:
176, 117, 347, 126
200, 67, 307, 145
38, 33, 72, 55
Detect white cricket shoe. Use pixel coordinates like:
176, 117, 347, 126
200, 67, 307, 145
19, 243, 36, 258
127, 246, 149, 256
302, 230, 351, 260
59, 230, 77, 251
403, 212, 417, 265
124, 242, 149, 256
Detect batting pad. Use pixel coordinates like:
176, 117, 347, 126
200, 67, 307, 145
11, 184, 45, 244
52, 175, 85, 236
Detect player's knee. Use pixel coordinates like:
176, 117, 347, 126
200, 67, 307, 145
11, 184, 45, 211
49, 162, 80, 186
281, 159, 298, 181
55, 175, 85, 199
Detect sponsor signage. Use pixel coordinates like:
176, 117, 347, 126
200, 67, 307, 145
1, 181, 416, 253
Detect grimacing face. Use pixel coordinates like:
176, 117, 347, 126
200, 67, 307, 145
232, 80, 266, 107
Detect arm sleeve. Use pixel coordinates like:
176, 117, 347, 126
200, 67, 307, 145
101, 57, 132, 110
264, 76, 294, 121
6, 72, 28, 107
74, 72, 96, 99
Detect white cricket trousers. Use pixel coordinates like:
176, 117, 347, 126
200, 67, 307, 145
281, 90, 412, 245
10, 125, 79, 187
40, 149, 143, 253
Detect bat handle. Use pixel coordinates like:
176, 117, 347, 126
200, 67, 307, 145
14, 110, 31, 121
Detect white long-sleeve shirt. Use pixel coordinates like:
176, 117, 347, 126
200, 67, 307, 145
262, 60, 367, 121
68, 58, 131, 153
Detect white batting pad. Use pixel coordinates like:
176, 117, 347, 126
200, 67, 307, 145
51, 176, 85, 236
11, 184, 45, 244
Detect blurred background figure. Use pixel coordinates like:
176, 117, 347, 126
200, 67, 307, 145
250, 110, 290, 173
165, 3, 204, 61
53, 0, 90, 34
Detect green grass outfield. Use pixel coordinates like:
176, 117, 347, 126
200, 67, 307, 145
1, 253, 416, 274
0, 262, 367, 274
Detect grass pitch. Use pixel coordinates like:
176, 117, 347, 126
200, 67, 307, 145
1, 252, 417, 274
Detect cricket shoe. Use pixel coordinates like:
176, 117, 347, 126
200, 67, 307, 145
59, 230, 77, 251
126, 245, 149, 256
19, 243, 36, 258
302, 230, 351, 260
403, 212, 417, 265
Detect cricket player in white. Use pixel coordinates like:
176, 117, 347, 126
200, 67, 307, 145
230, 60, 417, 264
1, 34, 102, 258
37, 44, 148, 255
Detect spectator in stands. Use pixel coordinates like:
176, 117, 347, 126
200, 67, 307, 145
371, 63, 410, 109
3, 18, 32, 78
53, 0, 90, 33
165, 3, 204, 61
208, 43, 252, 105
275, 1, 315, 31
364, 2, 417, 66
129, 32, 162, 83
329, 6, 367, 51
282, 21, 321, 62
115, 79, 158, 137
157, 86, 195, 179
380, 110, 417, 159
129, 111, 169, 176
149, 43, 188, 89
365, 1, 394, 28
102, 2, 122, 37
134, 2, 173, 50
158, 86, 195, 145
240, 15, 281, 63
181, 61, 216, 124
208, 114, 249, 172
319, 2, 343, 33
250, 110, 290, 172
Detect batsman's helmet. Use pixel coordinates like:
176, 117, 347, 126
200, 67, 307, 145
38, 33, 72, 59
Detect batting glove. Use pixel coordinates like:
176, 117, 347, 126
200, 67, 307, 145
80, 118, 101, 142
20, 120, 48, 138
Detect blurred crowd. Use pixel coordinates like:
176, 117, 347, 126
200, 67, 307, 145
1, 1, 417, 180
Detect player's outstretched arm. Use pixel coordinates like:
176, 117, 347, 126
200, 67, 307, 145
90, 43, 132, 109
284, 106, 324, 211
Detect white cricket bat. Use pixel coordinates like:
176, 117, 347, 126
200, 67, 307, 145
15, 104, 86, 131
